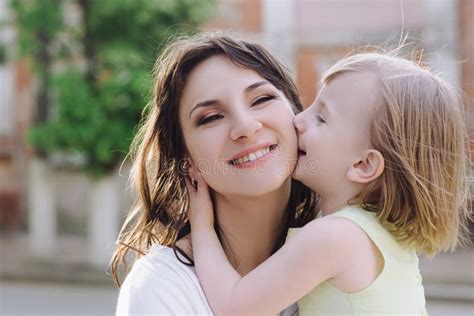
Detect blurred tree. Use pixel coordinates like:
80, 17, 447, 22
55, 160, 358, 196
11, 0, 215, 175
10, 0, 62, 126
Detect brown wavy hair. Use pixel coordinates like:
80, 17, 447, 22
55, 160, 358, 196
110, 32, 318, 286
323, 52, 471, 256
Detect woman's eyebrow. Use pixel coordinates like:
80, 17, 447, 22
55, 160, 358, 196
189, 99, 218, 118
245, 81, 270, 93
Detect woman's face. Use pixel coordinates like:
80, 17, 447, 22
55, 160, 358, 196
179, 55, 298, 197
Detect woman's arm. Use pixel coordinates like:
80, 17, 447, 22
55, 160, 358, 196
186, 173, 356, 315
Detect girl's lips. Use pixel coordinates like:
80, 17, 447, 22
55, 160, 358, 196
230, 145, 278, 169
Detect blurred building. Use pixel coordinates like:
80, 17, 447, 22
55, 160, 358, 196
0, 0, 472, 254
207, 0, 473, 103
0, 0, 26, 231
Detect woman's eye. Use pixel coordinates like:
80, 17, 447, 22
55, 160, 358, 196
251, 95, 275, 107
198, 113, 223, 126
316, 114, 326, 124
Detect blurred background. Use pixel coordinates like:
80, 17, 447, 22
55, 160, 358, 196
0, 0, 472, 315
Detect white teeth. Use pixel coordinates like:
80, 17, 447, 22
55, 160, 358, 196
232, 146, 273, 165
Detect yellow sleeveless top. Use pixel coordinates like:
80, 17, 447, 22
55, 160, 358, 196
288, 205, 427, 316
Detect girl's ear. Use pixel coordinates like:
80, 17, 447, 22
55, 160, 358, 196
347, 149, 384, 184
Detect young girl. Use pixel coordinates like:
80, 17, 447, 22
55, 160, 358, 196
185, 52, 471, 315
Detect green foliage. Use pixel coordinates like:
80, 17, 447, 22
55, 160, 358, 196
11, 0, 215, 176
10, 0, 62, 72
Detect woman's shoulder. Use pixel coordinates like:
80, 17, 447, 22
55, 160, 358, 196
116, 244, 212, 315
141, 243, 192, 270
122, 244, 197, 287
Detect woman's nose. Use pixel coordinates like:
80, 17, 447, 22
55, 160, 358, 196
229, 112, 263, 141
293, 112, 306, 134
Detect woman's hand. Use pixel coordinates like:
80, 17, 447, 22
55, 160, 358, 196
184, 163, 215, 231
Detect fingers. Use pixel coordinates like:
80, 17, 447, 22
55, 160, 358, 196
184, 175, 195, 196
183, 160, 215, 227
184, 161, 208, 195
193, 171, 209, 192
185, 167, 210, 207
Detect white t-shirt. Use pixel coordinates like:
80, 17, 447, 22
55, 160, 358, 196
116, 244, 212, 315
116, 244, 298, 315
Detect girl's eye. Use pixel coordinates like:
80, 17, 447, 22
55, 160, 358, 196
252, 95, 275, 107
197, 113, 223, 126
316, 114, 326, 125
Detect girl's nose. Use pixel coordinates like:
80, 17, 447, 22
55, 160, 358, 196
230, 113, 263, 141
293, 112, 306, 134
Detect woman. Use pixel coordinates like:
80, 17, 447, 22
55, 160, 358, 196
112, 32, 317, 315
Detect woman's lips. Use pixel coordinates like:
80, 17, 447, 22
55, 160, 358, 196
230, 144, 278, 168
229, 143, 276, 161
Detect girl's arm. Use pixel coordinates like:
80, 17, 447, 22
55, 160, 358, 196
185, 173, 356, 315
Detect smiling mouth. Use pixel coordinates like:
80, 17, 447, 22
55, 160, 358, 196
229, 144, 278, 165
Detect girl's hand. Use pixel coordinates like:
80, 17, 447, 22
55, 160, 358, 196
184, 164, 215, 230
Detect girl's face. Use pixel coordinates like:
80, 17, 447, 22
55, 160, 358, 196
293, 72, 377, 195
179, 55, 298, 197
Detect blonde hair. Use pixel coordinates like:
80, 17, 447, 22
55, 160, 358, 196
322, 52, 471, 256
